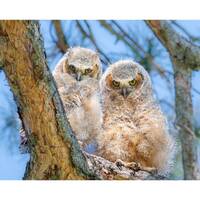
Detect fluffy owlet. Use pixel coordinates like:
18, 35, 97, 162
96, 60, 175, 175
53, 47, 102, 149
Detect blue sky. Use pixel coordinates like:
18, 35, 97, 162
0, 20, 199, 179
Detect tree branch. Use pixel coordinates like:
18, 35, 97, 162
99, 20, 141, 57
0, 20, 94, 180
85, 153, 166, 180
146, 20, 200, 180
76, 20, 111, 64
111, 20, 147, 54
52, 20, 69, 53
171, 20, 200, 43
146, 20, 200, 71
99, 21, 170, 75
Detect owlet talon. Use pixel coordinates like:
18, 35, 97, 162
115, 159, 125, 170
115, 159, 141, 171
128, 162, 141, 171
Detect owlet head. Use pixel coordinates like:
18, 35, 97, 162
101, 60, 150, 98
64, 47, 101, 81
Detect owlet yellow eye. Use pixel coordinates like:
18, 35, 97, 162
129, 79, 136, 86
85, 68, 92, 75
112, 80, 120, 88
69, 64, 76, 73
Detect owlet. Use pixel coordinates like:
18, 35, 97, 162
96, 60, 175, 175
53, 47, 102, 150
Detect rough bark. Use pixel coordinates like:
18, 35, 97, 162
174, 65, 199, 179
0, 20, 166, 180
146, 20, 200, 71
146, 20, 200, 180
85, 153, 166, 180
0, 20, 93, 180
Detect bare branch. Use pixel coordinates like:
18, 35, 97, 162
99, 20, 172, 84
171, 20, 200, 43
99, 20, 140, 56
76, 20, 111, 64
193, 87, 200, 96
111, 20, 146, 54
146, 20, 200, 71
52, 20, 69, 53
85, 153, 166, 180
146, 20, 200, 180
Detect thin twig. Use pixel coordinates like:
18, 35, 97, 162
99, 20, 172, 85
111, 20, 146, 54
171, 20, 200, 42
76, 20, 111, 64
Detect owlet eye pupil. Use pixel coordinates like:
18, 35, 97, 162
85, 68, 92, 74
129, 79, 136, 86
112, 80, 120, 88
69, 64, 76, 72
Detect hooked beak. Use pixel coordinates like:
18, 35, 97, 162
121, 87, 129, 98
76, 72, 82, 81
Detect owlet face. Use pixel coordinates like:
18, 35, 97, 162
104, 61, 144, 98
64, 47, 101, 81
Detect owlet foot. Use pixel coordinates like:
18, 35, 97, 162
115, 159, 141, 171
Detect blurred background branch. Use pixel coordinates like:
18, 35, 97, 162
146, 20, 200, 180
52, 20, 69, 53
76, 20, 111, 64
171, 20, 200, 43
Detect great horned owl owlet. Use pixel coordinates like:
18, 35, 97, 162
96, 60, 175, 175
53, 47, 102, 149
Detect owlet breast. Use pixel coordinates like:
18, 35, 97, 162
53, 47, 103, 151
96, 60, 175, 175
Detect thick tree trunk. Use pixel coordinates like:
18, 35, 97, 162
146, 20, 200, 179
174, 64, 199, 179
0, 20, 93, 180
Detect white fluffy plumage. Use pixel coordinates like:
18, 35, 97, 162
96, 60, 175, 175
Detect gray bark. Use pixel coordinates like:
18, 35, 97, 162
146, 20, 200, 179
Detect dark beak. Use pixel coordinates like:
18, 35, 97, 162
76, 72, 82, 81
121, 87, 128, 98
